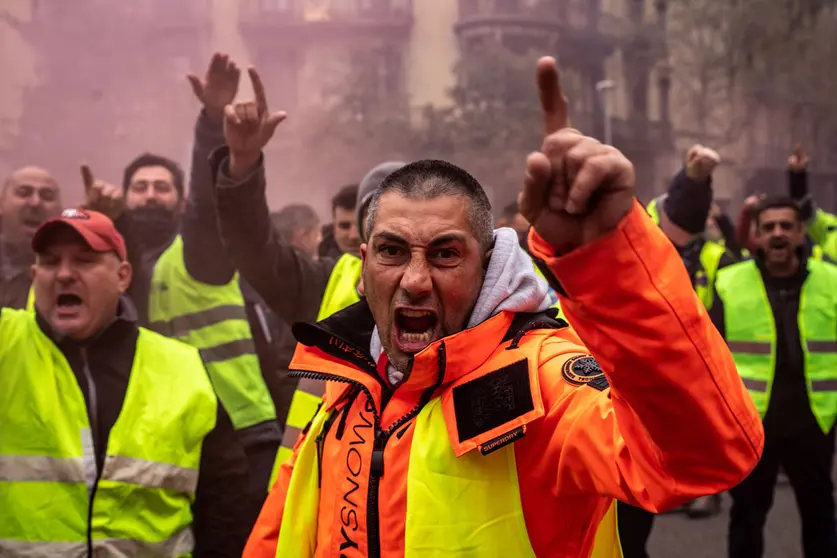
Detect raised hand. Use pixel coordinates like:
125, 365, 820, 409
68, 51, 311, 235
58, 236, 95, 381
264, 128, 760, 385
685, 144, 720, 182
520, 57, 634, 253
188, 52, 241, 122
788, 142, 809, 172
223, 67, 287, 179
80, 165, 124, 221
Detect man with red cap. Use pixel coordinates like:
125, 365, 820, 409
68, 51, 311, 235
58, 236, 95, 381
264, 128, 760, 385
0, 208, 251, 557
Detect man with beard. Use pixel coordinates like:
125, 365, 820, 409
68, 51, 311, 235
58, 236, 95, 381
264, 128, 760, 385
120, 53, 280, 527
0, 166, 62, 308
712, 197, 837, 558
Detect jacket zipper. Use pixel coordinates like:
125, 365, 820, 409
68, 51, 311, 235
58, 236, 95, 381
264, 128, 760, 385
290, 342, 447, 558
80, 348, 103, 558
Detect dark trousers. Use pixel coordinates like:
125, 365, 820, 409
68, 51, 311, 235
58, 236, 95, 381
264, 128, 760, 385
728, 426, 836, 558
617, 501, 655, 558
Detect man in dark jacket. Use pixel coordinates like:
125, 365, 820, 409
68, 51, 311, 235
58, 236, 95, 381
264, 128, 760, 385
711, 197, 837, 558
115, 53, 280, 525
0, 208, 249, 557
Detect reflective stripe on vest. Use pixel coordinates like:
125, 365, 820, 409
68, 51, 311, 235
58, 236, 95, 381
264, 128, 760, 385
716, 259, 837, 433
316, 253, 362, 321
0, 309, 217, 557
274, 399, 621, 557
149, 235, 276, 430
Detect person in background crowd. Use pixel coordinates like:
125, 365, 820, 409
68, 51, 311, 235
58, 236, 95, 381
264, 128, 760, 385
110, 53, 281, 531
708, 202, 744, 260
496, 199, 530, 239
263, 203, 322, 425
782, 144, 833, 261
712, 197, 837, 558
0, 166, 62, 309
271, 204, 321, 260
736, 193, 763, 256
211, 85, 405, 472
0, 208, 249, 557
232, 55, 763, 558
317, 184, 359, 260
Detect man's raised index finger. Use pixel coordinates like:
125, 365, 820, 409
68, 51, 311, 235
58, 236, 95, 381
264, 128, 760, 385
536, 57, 568, 136
248, 67, 268, 112
80, 165, 95, 194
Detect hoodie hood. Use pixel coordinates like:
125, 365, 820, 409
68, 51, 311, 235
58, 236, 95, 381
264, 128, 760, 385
371, 226, 553, 385
356, 161, 406, 240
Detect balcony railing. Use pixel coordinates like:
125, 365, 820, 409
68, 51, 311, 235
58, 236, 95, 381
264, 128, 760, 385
241, 0, 412, 25
456, 0, 639, 44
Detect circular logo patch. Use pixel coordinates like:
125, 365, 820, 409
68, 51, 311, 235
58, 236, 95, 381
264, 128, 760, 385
561, 355, 604, 386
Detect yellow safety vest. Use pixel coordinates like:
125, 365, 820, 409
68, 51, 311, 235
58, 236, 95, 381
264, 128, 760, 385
274, 397, 621, 557
0, 308, 217, 557
148, 235, 276, 431
315, 253, 362, 321
715, 259, 837, 433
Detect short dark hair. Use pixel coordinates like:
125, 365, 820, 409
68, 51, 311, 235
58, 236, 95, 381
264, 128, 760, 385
366, 159, 494, 250
123, 153, 185, 199
331, 184, 359, 214
271, 204, 320, 243
753, 196, 802, 227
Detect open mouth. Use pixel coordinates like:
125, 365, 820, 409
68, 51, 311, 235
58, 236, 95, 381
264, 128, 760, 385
56, 293, 83, 310
394, 309, 439, 353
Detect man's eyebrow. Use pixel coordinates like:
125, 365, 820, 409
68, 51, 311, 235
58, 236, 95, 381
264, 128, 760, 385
428, 233, 467, 248
372, 231, 409, 245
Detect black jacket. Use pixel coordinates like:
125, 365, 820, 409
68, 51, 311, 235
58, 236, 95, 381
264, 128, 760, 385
4, 301, 251, 557
709, 254, 821, 438
211, 146, 336, 328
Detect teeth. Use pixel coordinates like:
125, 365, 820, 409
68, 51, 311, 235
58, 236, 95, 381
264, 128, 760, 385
401, 331, 432, 344
400, 309, 433, 318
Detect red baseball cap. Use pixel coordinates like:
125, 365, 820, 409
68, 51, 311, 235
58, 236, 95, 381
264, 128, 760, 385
31, 208, 127, 261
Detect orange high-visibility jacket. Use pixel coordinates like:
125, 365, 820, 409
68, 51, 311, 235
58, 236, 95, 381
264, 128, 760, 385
245, 202, 764, 558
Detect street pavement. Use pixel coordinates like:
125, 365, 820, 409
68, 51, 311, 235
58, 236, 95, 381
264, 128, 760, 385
648, 463, 837, 557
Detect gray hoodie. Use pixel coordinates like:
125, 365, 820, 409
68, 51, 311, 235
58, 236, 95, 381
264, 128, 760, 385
370, 227, 553, 384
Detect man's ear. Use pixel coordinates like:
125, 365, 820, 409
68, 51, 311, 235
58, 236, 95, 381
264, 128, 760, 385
358, 243, 368, 297
117, 261, 133, 294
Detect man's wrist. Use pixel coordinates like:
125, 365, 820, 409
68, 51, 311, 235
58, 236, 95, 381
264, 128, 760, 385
227, 151, 261, 181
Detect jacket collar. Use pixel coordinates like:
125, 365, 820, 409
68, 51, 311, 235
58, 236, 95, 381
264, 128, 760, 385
290, 300, 559, 395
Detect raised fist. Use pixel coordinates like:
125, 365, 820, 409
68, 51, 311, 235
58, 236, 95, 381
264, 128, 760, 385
519, 57, 634, 253
788, 143, 809, 172
80, 165, 124, 221
685, 144, 720, 182
223, 67, 287, 177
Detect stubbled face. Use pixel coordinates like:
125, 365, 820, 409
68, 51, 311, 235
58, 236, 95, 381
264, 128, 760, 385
0, 167, 62, 242
756, 207, 804, 269
125, 165, 180, 212
333, 206, 360, 257
31, 228, 131, 341
361, 192, 486, 372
